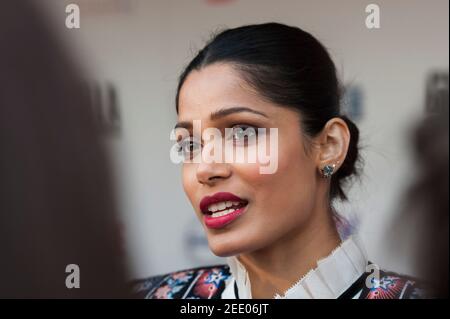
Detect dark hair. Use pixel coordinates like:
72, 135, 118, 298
0, 1, 130, 298
175, 23, 361, 201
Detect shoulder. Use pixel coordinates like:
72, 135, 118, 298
132, 264, 232, 299
358, 268, 430, 299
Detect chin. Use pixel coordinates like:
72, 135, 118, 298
207, 234, 257, 257
207, 237, 244, 257
208, 242, 237, 257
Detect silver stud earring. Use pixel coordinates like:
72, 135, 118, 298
321, 163, 336, 178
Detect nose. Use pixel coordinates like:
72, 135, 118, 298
196, 160, 232, 186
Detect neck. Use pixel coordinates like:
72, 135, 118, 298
237, 205, 341, 299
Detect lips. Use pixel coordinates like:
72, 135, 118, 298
199, 192, 248, 229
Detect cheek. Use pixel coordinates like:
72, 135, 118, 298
182, 164, 198, 207
234, 136, 313, 187
240, 138, 316, 222
274, 138, 316, 203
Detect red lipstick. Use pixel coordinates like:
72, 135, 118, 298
199, 192, 248, 229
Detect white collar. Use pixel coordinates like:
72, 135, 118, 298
223, 235, 368, 299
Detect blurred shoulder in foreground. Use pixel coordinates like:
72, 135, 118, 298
0, 0, 130, 298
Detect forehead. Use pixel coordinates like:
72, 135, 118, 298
178, 63, 268, 119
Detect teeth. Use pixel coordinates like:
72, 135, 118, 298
211, 208, 236, 218
207, 201, 245, 214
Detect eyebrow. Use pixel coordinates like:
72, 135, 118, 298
174, 106, 268, 129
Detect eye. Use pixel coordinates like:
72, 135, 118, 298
176, 136, 202, 160
229, 125, 258, 145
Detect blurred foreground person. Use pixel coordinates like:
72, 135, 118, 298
404, 109, 448, 298
0, 1, 130, 298
390, 73, 448, 299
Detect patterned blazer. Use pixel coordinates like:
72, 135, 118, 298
133, 264, 426, 299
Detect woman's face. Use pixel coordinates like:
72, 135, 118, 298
177, 63, 321, 257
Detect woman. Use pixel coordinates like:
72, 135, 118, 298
135, 23, 424, 299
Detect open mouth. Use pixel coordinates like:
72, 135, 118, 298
205, 200, 248, 218
200, 192, 248, 219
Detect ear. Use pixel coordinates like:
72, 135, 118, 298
315, 117, 350, 173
